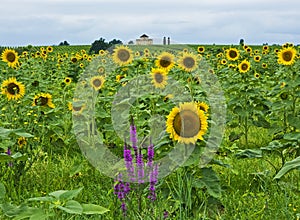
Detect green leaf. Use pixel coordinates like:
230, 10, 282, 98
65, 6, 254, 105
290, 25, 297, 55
14, 131, 34, 138
48, 190, 68, 199
287, 115, 300, 129
235, 149, 262, 159
274, 156, 300, 179
0, 154, 12, 162
0, 182, 5, 200
261, 140, 284, 151
28, 196, 55, 202
283, 132, 300, 141
192, 167, 221, 198
11, 152, 28, 161
82, 204, 110, 215
59, 187, 84, 200
57, 200, 83, 214
12, 207, 45, 220
0, 127, 13, 138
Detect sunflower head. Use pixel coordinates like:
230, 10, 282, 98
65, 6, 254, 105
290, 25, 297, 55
178, 52, 198, 72
166, 102, 208, 144
1, 49, 19, 68
150, 68, 168, 89
197, 46, 205, 53
112, 45, 133, 66
226, 48, 239, 61
46, 46, 53, 53
64, 77, 72, 85
90, 76, 105, 91
155, 52, 175, 71
238, 60, 251, 73
254, 55, 261, 62
196, 101, 209, 113
33, 93, 55, 108
1, 77, 25, 100
17, 137, 27, 148
254, 72, 260, 79
277, 47, 297, 65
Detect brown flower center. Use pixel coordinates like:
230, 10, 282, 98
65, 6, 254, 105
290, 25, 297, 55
173, 110, 201, 138
117, 49, 130, 62
159, 56, 172, 68
282, 51, 292, 61
92, 79, 102, 88
229, 50, 237, 58
7, 83, 20, 95
241, 63, 248, 70
154, 73, 163, 83
35, 96, 48, 106
183, 57, 195, 69
7, 52, 16, 62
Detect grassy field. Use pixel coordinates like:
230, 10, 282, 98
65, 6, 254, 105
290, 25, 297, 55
0, 43, 299, 219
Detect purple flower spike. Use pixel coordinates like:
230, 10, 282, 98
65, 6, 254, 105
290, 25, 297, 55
130, 117, 138, 158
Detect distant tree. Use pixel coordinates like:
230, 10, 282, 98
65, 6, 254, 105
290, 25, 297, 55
109, 39, 122, 46
128, 40, 134, 45
89, 37, 123, 54
59, 41, 70, 46
239, 39, 244, 46
89, 37, 109, 54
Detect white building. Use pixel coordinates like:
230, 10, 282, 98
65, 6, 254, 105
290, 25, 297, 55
136, 34, 153, 45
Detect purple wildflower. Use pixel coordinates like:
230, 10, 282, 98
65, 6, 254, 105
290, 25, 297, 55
146, 140, 154, 168
114, 173, 130, 215
148, 164, 159, 201
124, 142, 135, 181
163, 210, 169, 219
130, 119, 138, 158
136, 149, 144, 184
6, 148, 13, 167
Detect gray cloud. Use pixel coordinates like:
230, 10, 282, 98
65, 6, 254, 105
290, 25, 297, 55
0, 0, 299, 46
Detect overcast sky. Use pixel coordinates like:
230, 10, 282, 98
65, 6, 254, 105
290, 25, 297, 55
1, 0, 299, 46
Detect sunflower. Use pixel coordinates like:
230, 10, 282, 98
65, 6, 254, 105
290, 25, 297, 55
17, 137, 27, 148
97, 66, 105, 74
64, 77, 72, 85
225, 48, 239, 61
277, 47, 297, 65
1, 49, 19, 68
254, 72, 260, 79
1, 77, 25, 100
196, 101, 209, 113
71, 57, 78, 63
116, 74, 126, 83
79, 63, 84, 68
166, 102, 208, 144
71, 103, 86, 115
280, 82, 286, 88
254, 55, 261, 62
99, 50, 106, 56
155, 52, 175, 71
197, 46, 205, 53
238, 60, 251, 73
262, 45, 268, 51
262, 63, 268, 68
46, 46, 53, 53
112, 45, 133, 66
220, 59, 227, 65
163, 94, 174, 102
32, 93, 55, 108
134, 51, 140, 57
178, 52, 198, 72
90, 76, 105, 90
150, 68, 168, 88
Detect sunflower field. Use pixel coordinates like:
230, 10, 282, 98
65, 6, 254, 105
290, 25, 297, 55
0, 43, 299, 220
